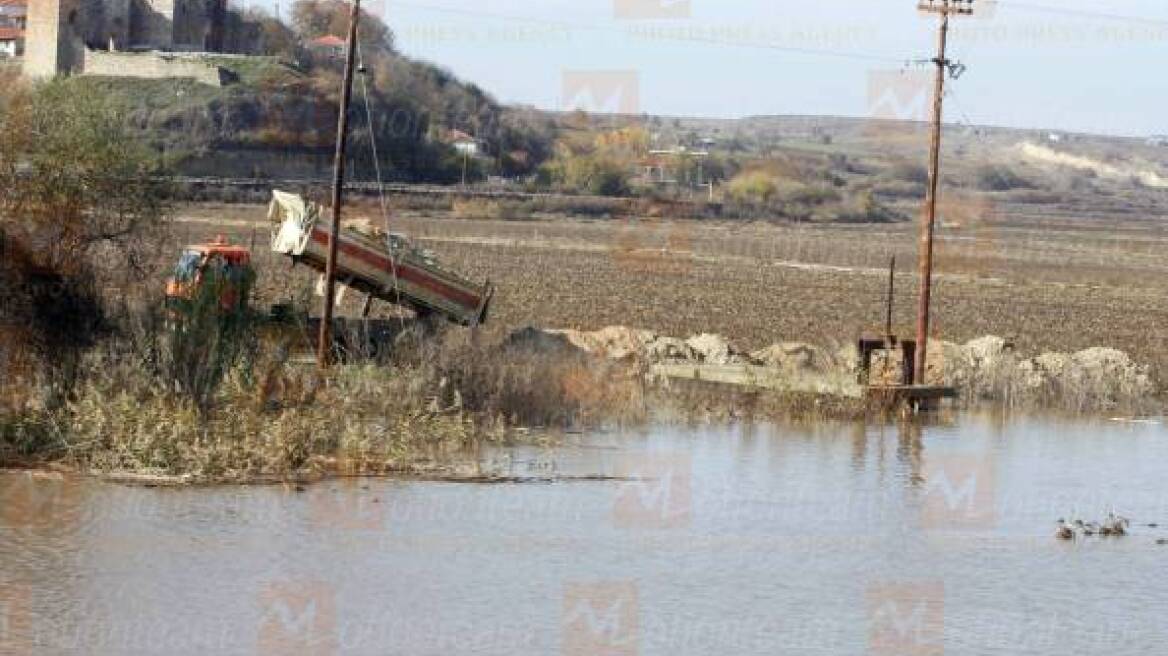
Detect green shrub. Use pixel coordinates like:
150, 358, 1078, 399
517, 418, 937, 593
974, 164, 1033, 192
887, 161, 929, 184
727, 170, 778, 204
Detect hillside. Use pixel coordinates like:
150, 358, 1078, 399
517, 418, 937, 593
28, 2, 556, 185
549, 111, 1168, 225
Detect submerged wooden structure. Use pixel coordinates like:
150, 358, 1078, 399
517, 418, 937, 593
857, 333, 957, 409
650, 333, 956, 410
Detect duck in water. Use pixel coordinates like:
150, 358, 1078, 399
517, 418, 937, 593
1100, 513, 1130, 537
1056, 519, 1076, 540
1074, 519, 1099, 536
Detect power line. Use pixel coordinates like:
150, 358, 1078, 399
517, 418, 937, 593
356, 35, 409, 333
390, 1, 1168, 68
993, 1, 1168, 27
389, 1, 904, 63
945, 85, 980, 132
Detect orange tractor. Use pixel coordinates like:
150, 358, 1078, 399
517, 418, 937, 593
165, 235, 254, 316
164, 191, 494, 357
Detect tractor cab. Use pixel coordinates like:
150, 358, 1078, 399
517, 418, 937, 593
165, 235, 254, 314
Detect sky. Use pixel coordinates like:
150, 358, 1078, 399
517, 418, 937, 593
255, 0, 1168, 137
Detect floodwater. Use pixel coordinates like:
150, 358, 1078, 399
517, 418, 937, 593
3, 415, 1168, 655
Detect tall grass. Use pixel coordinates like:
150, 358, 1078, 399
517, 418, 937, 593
164, 268, 258, 413
0, 303, 646, 480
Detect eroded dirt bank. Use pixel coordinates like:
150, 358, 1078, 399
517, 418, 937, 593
510, 325, 1158, 413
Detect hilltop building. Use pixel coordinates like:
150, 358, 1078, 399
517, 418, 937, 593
0, 27, 21, 57
446, 129, 482, 157
307, 34, 344, 59
23, 0, 227, 77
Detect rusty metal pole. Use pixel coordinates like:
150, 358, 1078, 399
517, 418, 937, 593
885, 255, 896, 340
914, 2, 954, 386
318, 0, 362, 368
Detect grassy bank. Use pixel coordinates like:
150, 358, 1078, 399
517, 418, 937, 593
0, 318, 595, 481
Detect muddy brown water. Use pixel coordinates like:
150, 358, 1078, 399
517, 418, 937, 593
3, 415, 1168, 655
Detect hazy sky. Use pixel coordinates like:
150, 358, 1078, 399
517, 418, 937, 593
261, 0, 1168, 136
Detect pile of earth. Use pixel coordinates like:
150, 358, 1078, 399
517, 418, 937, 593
508, 325, 852, 374
506, 326, 1156, 411
924, 335, 1155, 410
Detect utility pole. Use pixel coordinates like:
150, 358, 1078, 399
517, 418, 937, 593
885, 255, 896, 340
318, 0, 362, 368
913, 0, 971, 385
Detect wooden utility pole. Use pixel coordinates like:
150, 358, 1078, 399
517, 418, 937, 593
913, 0, 971, 385
885, 256, 896, 340
318, 0, 362, 367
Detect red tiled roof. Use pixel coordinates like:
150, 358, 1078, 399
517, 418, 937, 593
0, 27, 22, 40
0, 0, 27, 8
310, 35, 345, 48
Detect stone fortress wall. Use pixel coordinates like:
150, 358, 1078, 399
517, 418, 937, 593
82, 48, 230, 85
23, 0, 226, 79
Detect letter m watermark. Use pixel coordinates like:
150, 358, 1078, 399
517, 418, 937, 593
257, 581, 338, 656
613, 452, 693, 529
563, 581, 638, 655
562, 70, 641, 115
922, 455, 996, 529
867, 582, 944, 656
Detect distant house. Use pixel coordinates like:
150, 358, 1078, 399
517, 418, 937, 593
0, 26, 21, 58
308, 35, 346, 59
1148, 136, 1168, 148
446, 129, 481, 156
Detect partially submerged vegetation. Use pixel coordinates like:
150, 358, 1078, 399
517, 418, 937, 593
514, 326, 1159, 415
4, 316, 1156, 482
0, 321, 633, 481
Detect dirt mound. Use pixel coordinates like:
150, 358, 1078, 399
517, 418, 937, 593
512, 327, 747, 365
550, 326, 657, 361
1016, 347, 1154, 408
923, 336, 1154, 410
643, 336, 698, 363
685, 333, 749, 365
504, 326, 1157, 411
924, 337, 1013, 397
751, 342, 831, 373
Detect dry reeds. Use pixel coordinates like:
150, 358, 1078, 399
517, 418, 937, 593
1, 306, 644, 480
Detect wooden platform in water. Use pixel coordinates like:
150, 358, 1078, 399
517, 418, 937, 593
864, 385, 958, 402
650, 363, 864, 398
651, 364, 958, 405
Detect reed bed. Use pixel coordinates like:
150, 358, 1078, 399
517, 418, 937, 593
0, 305, 649, 481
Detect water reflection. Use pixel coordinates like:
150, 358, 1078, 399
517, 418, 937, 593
898, 420, 924, 486
2, 415, 1168, 654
